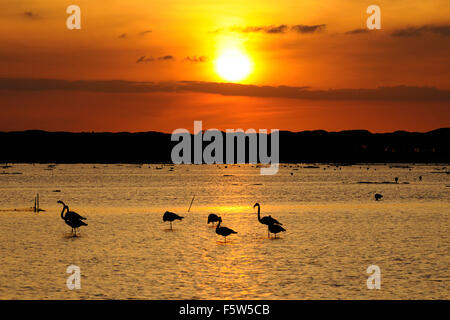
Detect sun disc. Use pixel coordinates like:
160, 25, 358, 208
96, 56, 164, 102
215, 49, 252, 82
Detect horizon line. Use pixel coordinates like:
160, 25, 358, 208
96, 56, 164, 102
2, 127, 449, 135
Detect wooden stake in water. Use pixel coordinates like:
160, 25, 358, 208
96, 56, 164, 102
188, 195, 195, 212
33, 193, 40, 213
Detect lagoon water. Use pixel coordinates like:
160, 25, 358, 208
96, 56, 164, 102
0, 163, 448, 299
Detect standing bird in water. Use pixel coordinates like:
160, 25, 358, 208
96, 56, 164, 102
395, 177, 399, 184
374, 193, 383, 201
215, 217, 237, 242
268, 223, 286, 239
163, 211, 184, 230
253, 203, 282, 237
207, 213, 220, 226
57, 200, 87, 236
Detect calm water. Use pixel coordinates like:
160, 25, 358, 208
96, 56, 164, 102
0, 163, 448, 299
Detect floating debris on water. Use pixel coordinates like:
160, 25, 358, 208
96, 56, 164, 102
357, 181, 410, 184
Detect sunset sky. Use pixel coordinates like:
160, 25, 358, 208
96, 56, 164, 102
0, 0, 449, 132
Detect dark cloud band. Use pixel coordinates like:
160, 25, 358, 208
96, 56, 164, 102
213, 24, 326, 34
1, 78, 449, 101
392, 25, 450, 37
136, 55, 175, 63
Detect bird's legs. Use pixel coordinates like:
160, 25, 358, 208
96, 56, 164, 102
170, 222, 173, 230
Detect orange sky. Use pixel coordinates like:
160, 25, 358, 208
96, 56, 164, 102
0, 0, 449, 132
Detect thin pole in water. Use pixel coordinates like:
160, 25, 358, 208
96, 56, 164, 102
188, 195, 195, 212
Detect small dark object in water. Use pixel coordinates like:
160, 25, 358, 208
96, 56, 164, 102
375, 193, 383, 201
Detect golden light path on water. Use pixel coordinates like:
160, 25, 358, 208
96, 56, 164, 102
0, 163, 448, 299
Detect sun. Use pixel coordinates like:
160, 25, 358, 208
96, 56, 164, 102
214, 49, 252, 82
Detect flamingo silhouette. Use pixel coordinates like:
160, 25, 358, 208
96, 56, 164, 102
268, 223, 286, 238
207, 213, 220, 226
253, 203, 282, 237
57, 200, 87, 236
163, 211, 184, 230
215, 217, 237, 242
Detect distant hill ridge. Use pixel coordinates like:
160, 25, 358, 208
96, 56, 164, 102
0, 128, 448, 163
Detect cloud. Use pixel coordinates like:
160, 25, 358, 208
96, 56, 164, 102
291, 24, 326, 34
344, 28, 370, 35
23, 11, 40, 19
392, 25, 450, 37
136, 56, 147, 63
121, 30, 153, 39
158, 55, 174, 61
139, 30, 152, 35
1, 78, 449, 102
225, 25, 288, 34
184, 56, 208, 63
136, 55, 174, 63
255, 25, 288, 34
213, 24, 326, 35
263, 25, 288, 34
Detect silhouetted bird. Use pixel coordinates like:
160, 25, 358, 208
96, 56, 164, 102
57, 200, 87, 236
375, 193, 383, 201
215, 217, 237, 242
163, 211, 184, 230
268, 223, 286, 238
419, 176, 422, 181
254, 203, 282, 237
395, 177, 399, 183
207, 213, 220, 226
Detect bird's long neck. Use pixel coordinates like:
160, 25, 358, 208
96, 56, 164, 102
256, 204, 261, 221
217, 220, 221, 228
60, 205, 67, 219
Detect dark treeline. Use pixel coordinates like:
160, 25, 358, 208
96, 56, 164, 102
0, 128, 448, 164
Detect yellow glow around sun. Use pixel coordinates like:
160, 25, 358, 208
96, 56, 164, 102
215, 49, 252, 82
